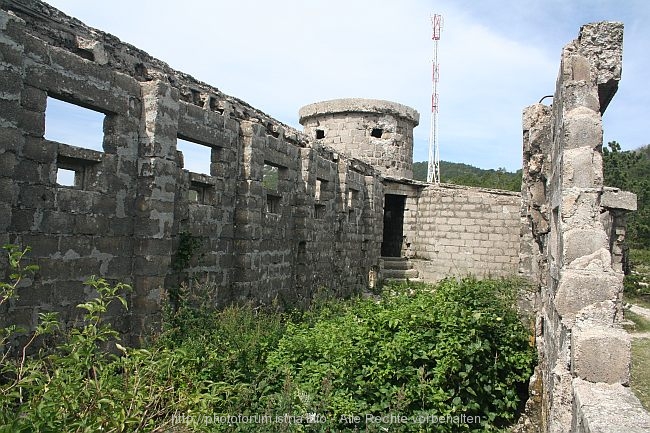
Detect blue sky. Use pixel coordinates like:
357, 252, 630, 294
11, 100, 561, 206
44, 0, 650, 172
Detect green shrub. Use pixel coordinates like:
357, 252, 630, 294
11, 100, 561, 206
266, 278, 536, 432
1, 246, 535, 433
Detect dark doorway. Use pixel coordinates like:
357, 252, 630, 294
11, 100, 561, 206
381, 194, 406, 257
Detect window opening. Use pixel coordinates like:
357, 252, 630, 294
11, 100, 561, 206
56, 168, 76, 187
315, 129, 325, 139
177, 137, 212, 175
266, 194, 281, 214
45, 96, 105, 152
263, 163, 280, 191
315, 179, 322, 201
348, 188, 359, 208
371, 128, 383, 138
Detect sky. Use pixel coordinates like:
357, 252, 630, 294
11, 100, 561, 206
43, 0, 650, 172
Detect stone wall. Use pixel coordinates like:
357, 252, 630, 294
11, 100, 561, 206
385, 179, 521, 281
299, 99, 419, 179
0, 1, 384, 340
520, 21, 650, 433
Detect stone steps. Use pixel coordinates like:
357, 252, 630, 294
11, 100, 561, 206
381, 257, 419, 281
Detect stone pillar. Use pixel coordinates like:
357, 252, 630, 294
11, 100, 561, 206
519, 21, 647, 433
131, 80, 179, 340
0, 11, 26, 249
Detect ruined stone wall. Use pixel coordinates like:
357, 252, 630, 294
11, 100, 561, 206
387, 180, 521, 281
0, 1, 383, 339
299, 99, 419, 179
520, 21, 650, 433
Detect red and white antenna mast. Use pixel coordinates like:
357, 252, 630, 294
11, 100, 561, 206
427, 13, 443, 183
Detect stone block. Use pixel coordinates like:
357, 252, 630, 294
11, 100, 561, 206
562, 147, 603, 188
601, 188, 637, 211
41, 210, 72, 233
572, 378, 650, 433
563, 227, 608, 265
18, 184, 55, 209
571, 320, 630, 384
554, 270, 620, 319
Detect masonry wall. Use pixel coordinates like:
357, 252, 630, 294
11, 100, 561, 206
299, 99, 419, 179
384, 180, 521, 281
0, 1, 383, 340
520, 21, 650, 433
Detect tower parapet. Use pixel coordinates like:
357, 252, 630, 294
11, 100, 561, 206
299, 98, 419, 179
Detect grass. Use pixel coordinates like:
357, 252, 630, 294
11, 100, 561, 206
624, 310, 650, 333
631, 338, 650, 411
623, 248, 650, 410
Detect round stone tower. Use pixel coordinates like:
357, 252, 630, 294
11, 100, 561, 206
298, 98, 420, 179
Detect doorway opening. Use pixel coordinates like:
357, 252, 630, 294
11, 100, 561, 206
381, 194, 406, 257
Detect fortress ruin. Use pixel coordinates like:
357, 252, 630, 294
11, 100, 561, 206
0, 1, 648, 431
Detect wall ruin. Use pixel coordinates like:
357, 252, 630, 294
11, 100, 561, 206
0, 0, 527, 344
520, 21, 650, 433
0, 1, 384, 340
2, 3, 648, 431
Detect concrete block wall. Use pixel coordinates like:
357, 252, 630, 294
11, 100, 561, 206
387, 179, 521, 281
520, 21, 650, 433
0, 1, 384, 339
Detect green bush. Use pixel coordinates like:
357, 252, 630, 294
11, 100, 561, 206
1, 246, 535, 433
265, 278, 536, 432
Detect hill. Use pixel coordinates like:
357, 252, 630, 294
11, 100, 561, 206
412, 161, 522, 192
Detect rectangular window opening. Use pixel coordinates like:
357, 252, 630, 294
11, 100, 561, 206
45, 96, 105, 152
348, 188, 359, 208
56, 167, 77, 187
177, 136, 213, 176
371, 128, 383, 138
314, 204, 326, 219
263, 163, 280, 191
315, 129, 325, 139
315, 179, 322, 201
266, 194, 281, 214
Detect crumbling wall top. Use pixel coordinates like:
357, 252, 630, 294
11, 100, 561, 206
562, 21, 624, 113
299, 98, 420, 126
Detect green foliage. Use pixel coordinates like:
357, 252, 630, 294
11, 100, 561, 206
173, 231, 202, 272
603, 141, 650, 250
266, 278, 536, 432
1, 246, 535, 433
625, 249, 650, 298
412, 161, 522, 192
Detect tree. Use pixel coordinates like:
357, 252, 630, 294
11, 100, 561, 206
603, 141, 650, 249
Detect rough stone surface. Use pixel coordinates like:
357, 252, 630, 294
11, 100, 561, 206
299, 99, 419, 179
572, 378, 650, 433
571, 320, 630, 384
520, 20, 647, 433
601, 188, 637, 211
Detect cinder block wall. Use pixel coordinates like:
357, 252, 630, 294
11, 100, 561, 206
383, 179, 521, 281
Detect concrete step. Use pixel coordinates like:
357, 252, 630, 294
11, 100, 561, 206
382, 258, 411, 270
383, 268, 419, 279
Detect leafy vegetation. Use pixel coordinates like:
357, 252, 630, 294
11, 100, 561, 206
0, 246, 535, 432
603, 142, 650, 250
412, 161, 522, 192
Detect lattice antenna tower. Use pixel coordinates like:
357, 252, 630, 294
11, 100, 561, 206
427, 14, 443, 183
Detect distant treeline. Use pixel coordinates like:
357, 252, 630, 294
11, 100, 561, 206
412, 161, 522, 192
